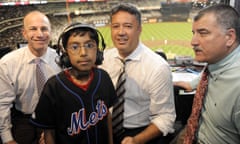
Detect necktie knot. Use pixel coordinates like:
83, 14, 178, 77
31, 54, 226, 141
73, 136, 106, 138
119, 58, 131, 64
120, 58, 131, 70
35, 58, 41, 64
203, 66, 209, 75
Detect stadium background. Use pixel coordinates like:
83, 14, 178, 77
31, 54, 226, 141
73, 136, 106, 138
0, 0, 238, 59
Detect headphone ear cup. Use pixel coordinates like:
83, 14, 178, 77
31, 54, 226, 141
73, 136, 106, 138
95, 50, 103, 65
60, 53, 71, 68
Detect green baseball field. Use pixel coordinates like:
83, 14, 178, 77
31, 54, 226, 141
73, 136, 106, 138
98, 22, 195, 59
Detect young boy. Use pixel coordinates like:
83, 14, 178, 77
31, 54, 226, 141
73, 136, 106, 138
30, 23, 117, 144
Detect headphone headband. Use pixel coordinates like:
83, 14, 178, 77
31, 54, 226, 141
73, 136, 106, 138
62, 23, 96, 34
58, 23, 106, 51
56, 22, 106, 68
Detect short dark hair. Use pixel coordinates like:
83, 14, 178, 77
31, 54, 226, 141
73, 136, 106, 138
194, 4, 240, 42
110, 2, 142, 25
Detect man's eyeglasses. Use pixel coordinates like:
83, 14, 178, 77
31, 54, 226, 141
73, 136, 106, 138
67, 42, 97, 55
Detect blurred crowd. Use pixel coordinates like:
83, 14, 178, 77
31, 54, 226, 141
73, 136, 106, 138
0, 0, 161, 50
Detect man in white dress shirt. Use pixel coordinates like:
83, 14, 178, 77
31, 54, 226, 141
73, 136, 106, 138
0, 11, 61, 144
100, 3, 176, 144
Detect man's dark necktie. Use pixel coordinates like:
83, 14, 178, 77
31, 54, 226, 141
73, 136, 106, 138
112, 59, 129, 139
184, 67, 209, 144
35, 58, 46, 96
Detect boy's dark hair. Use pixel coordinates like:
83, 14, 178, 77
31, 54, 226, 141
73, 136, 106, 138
56, 23, 106, 68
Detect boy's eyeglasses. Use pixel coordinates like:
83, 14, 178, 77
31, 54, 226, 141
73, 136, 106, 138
67, 42, 97, 55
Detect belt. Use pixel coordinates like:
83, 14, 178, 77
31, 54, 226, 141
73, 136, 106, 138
11, 105, 32, 118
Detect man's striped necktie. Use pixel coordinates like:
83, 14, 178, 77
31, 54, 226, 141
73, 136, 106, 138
112, 59, 130, 139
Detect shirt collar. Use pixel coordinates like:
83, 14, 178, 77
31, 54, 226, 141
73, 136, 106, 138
113, 42, 143, 62
208, 45, 240, 79
26, 46, 50, 64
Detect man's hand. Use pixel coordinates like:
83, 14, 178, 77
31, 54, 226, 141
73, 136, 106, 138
39, 132, 45, 144
5, 140, 18, 144
121, 136, 142, 144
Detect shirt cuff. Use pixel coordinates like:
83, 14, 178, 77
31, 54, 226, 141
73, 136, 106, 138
151, 117, 175, 136
1, 130, 14, 143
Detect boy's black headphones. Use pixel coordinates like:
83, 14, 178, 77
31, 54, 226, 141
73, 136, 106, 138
56, 22, 106, 68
